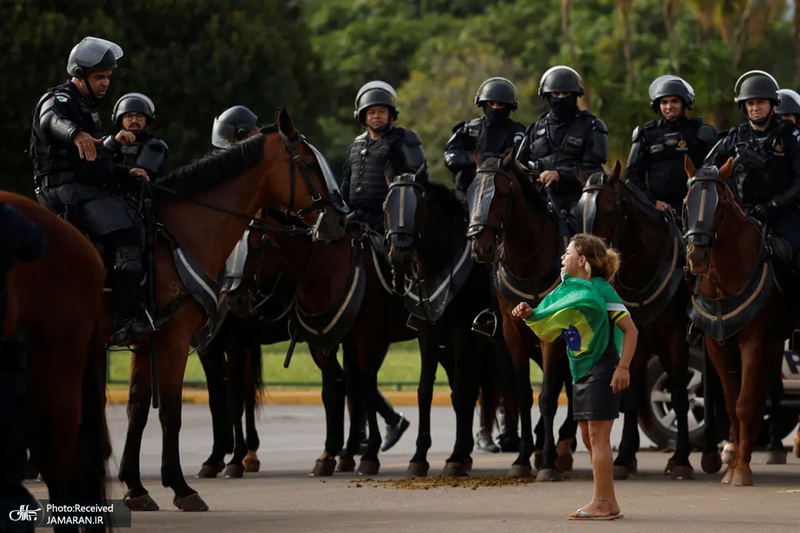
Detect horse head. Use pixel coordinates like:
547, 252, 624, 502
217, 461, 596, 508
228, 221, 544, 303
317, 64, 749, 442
383, 161, 429, 289
577, 161, 623, 242
466, 151, 535, 263
683, 155, 735, 274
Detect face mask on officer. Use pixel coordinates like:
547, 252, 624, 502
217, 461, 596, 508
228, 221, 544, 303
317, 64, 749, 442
483, 102, 511, 125
548, 93, 578, 118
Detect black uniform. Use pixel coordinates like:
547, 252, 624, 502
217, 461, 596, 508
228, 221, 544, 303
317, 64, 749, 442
104, 131, 169, 179
444, 116, 525, 194
705, 115, 800, 252
516, 108, 608, 216
627, 116, 717, 211
30, 80, 144, 327
341, 127, 425, 229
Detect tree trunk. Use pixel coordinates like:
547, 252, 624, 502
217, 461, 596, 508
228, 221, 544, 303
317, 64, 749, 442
617, 0, 634, 94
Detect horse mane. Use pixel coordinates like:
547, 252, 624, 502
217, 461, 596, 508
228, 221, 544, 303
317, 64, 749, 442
425, 180, 467, 223
506, 159, 548, 212
619, 179, 667, 224
154, 124, 278, 202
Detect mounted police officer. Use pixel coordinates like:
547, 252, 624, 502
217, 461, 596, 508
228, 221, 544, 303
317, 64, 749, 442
627, 76, 717, 213
705, 71, 800, 269
29, 37, 152, 344
341, 81, 426, 231
444, 77, 525, 200
104, 92, 169, 178
516, 65, 608, 227
212, 105, 260, 148
776, 89, 800, 127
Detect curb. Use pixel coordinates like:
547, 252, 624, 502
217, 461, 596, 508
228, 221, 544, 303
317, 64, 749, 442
105, 388, 569, 407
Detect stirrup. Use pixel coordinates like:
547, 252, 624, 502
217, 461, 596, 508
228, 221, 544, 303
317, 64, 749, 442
471, 308, 499, 338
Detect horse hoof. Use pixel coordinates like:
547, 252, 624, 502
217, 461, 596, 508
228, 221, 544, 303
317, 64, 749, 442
224, 463, 245, 478
701, 452, 723, 474
613, 466, 631, 480
721, 466, 734, 484
554, 453, 573, 473
732, 467, 753, 486
671, 465, 695, 480
124, 492, 160, 511
441, 461, 469, 477
336, 457, 356, 473
508, 464, 533, 478
357, 459, 380, 476
764, 450, 787, 465
535, 468, 561, 482
196, 461, 225, 478
664, 458, 677, 475
406, 462, 429, 478
173, 493, 209, 512
533, 450, 543, 470
311, 457, 336, 477
243, 452, 261, 472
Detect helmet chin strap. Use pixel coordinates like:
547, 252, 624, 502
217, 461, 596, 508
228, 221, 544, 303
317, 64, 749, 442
79, 75, 98, 101
748, 109, 772, 125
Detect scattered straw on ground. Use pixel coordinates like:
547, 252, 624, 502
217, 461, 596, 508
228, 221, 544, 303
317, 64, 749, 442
348, 476, 537, 490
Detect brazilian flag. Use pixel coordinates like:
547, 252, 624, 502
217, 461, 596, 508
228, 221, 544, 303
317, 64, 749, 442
524, 276, 612, 382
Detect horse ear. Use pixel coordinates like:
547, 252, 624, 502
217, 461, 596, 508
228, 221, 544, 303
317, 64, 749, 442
475, 152, 485, 167
276, 108, 297, 139
576, 165, 588, 186
684, 154, 697, 179
501, 150, 515, 168
719, 157, 734, 180
384, 161, 396, 184
606, 161, 621, 186
416, 161, 429, 183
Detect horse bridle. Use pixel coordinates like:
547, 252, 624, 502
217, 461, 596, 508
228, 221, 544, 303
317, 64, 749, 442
385, 176, 426, 295
278, 131, 341, 219
683, 170, 729, 250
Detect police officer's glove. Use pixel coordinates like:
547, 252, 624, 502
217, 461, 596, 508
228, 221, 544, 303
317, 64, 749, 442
752, 201, 779, 224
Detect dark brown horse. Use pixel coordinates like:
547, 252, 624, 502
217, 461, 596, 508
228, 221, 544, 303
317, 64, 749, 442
229, 208, 414, 476
116, 109, 347, 511
1, 192, 109, 528
577, 163, 702, 479
683, 157, 793, 485
466, 154, 576, 480
384, 166, 498, 476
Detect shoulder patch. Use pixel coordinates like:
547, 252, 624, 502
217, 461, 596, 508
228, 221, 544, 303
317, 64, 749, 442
55, 94, 69, 103
792, 129, 800, 142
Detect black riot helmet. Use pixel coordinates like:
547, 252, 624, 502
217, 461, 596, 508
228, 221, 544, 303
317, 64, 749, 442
66, 37, 123, 77
112, 93, 155, 127
648, 75, 695, 114
538, 66, 585, 97
212, 105, 259, 148
734, 70, 781, 109
354, 81, 398, 124
775, 89, 800, 117
475, 77, 519, 110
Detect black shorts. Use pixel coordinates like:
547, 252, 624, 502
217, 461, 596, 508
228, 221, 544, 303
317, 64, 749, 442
573, 350, 621, 421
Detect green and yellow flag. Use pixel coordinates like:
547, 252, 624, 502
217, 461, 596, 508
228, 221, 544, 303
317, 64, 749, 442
524, 276, 618, 382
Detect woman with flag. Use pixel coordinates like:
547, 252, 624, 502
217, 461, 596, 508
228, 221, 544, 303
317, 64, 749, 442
511, 234, 638, 521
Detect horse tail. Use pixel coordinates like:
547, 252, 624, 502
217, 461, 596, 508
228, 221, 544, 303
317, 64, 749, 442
78, 321, 110, 531
250, 342, 264, 407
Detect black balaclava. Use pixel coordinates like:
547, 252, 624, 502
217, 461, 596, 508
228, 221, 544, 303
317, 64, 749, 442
548, 94, 578, 120
483, 105, 511, 125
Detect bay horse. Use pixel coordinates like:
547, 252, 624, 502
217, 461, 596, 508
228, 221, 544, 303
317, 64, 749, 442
577, 163, 704, 479
466, 154, 577, 481
116, 108, 347, 511
229, 208, 414, 476
683, 156, 793, 485
1, 192, 109, 529
384, 165, 498, 476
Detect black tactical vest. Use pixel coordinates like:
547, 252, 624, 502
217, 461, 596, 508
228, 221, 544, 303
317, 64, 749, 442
731, 120, 793, 206
643, 118, 706, 203
528, 111, 594, 168
30, 81, 111, 183
465, 117, 524, 158
346, 128, 403, 210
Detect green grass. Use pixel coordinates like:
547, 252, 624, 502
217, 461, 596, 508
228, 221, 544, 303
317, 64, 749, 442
107, 340, 543, 389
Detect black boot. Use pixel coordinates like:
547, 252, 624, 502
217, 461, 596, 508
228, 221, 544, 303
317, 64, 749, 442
381, 413, 410, 452
110, 269, 153, 345
475, 428, 500, 453
496, 402, 520, 452
472, 308, 500, 338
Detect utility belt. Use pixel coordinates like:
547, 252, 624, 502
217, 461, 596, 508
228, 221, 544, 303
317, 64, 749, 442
35, 171, 78, 189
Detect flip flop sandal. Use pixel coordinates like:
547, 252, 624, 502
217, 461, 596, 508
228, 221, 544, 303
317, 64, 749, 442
568, 509, 615, 521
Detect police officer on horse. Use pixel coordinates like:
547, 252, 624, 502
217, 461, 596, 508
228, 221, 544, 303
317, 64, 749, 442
105, 92, 169, 178
627, 75, 717, 213
341, 81, 426, 231
705, 71, 800, 270
29, 37, 152, 344
444, 77, 525, 201
516, 65, 608, 228
212, 105, 260, 148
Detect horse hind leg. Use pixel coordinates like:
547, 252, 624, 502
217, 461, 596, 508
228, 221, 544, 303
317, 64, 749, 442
614, 341, 647, 480
408, 332, 437, 478
223, 344, 248, 479
196, 341, 231, 478
242, 342, 262, 473
664, 331, 695, 480
764, 359, 787, 465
